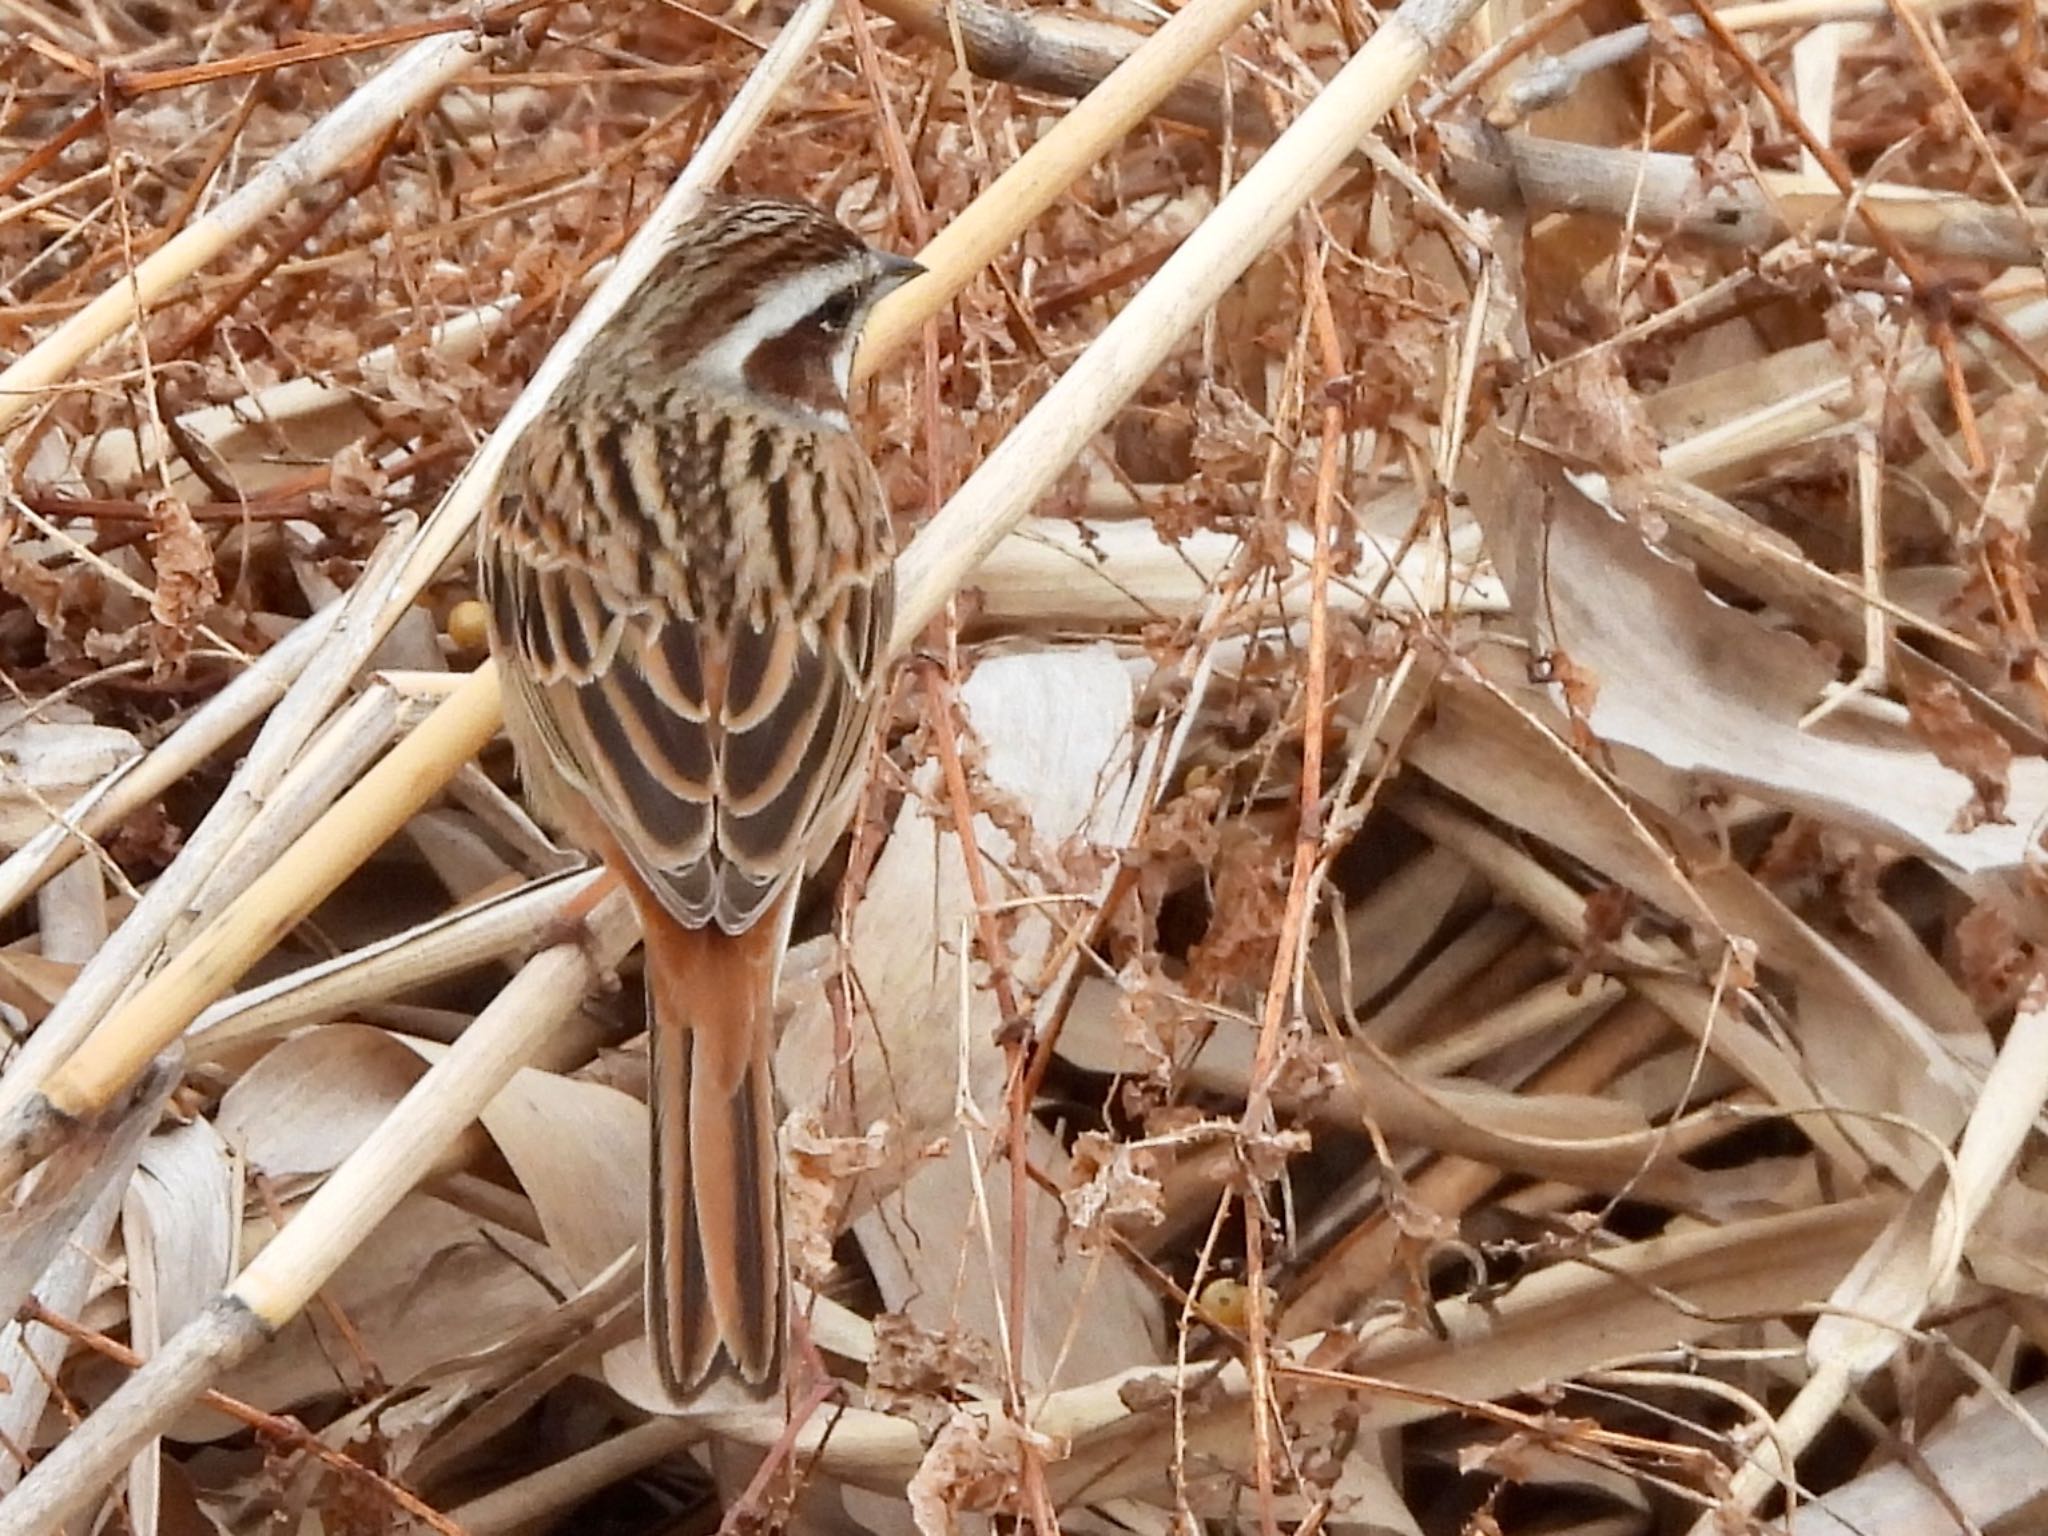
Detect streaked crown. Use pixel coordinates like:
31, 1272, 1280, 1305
602, 196, 921, 427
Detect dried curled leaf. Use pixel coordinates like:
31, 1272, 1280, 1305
1062, 1129, 1165, 1253
867, 1313, 1005, 1435
1905, 677, 2012, 831
782, 1111, 941, 1281
145, 489, 218, 676
1525, 348, 1661, 478
906, 1408, 1065, 1536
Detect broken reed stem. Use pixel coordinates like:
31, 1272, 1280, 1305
0, 605, 335, 929
17, 1301, 468, 1536
33, 664, 505, 1124
0, 900, 637, 1536
0, 30, 488, 435
885, 0, 1492, 657
854, 0, 1274, 376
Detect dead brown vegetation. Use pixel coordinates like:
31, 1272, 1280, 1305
5, 0, 2048, 1530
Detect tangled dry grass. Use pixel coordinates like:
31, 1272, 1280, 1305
6, 0, 2048, 1529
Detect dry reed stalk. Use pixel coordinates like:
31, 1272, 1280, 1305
0, 31, 493, 436
867, 0, 2048, 266
81, 298, 520, 491
861, 0, 1253, 126
0, 528, 414, 1129
180, 682, 409, 925
186, 869, 603, 1057
0, 608, 335, 928
0, 1181, 121, 1497
1440, 127, 2048, 264
971, 512, 1502, 627
852, 0, 1275, 376
1661, 294, 2048, 482
1685, 991, 2048, 1531
0, 892, 640, 1536
31, 667, 503, 1115
1471, 0, 2005, 118
887, 0, 1493, 652
449, 1418, 700, 1534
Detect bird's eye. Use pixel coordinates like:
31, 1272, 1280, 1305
813, 290, 858, 332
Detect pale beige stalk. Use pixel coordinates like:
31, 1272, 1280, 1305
0, 32, 488, 437
886, 0, 1492, 654
852, 0, 1274, 376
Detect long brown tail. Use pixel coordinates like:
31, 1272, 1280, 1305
639, 897, 786, 1400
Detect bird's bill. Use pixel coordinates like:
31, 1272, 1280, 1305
874, 251, 925, 291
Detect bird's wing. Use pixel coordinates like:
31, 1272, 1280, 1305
483, 420, 893, 934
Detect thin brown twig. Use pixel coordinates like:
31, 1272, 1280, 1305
714, 1356, 838, 1534
1880, 0, 2041, 253
848, 0, 1071, 1522
0, 102, 104, 203
1234, 223, 1347, 1536
15, 1300, 473, 1536
151, 84, 266, 252
158, 119, 411, 368
914, 675, 1029, 1146
103, 3, 550, 97
19, 492, 324, 523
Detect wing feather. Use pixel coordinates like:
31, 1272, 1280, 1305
640, 623, 710, 723
725, 620, 801, 732
567, 667, 715, 864
485, 407, 892, 936
720, 636, 831, 816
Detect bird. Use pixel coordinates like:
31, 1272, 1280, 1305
477, 195, 919, 1400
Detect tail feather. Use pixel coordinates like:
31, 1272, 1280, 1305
640, 899, 787, 1400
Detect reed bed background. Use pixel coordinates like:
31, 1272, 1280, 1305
3, 0, 2048, 1529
